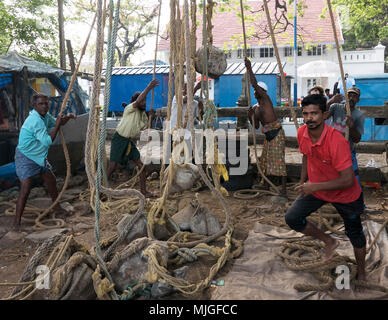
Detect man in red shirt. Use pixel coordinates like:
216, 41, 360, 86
285, 94, 366, 281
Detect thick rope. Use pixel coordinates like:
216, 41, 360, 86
29, 13, 97, 230
93, 0, 121, 301
262, 0, 299, 130
239, 0, 280, 194
2, 235, 73, 300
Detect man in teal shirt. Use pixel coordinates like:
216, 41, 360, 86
14, 94, 75, 230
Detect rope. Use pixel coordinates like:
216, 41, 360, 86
142, 227, 234, 295
29, 13, 97, 230
159, 0, 177, 190
278, 212, 388, 298
127, 0, 163, 189
239, 0, 280, 194
2, 235, 73, 300
262, 0, 299, 130
239, 0, 251, 109
93, 0, 121, 300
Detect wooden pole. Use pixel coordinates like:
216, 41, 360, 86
239, 0, 251, 108
150, 0, 162, 112
58, 0, 66, 69
262, 0, 299, 129
66, 39, 76, 72
327, 0, 350, 140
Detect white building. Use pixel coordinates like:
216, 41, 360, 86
157, 0, 386, 102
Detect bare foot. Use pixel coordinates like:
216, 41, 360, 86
355, 274, 367, 293
323, 238, 340, 261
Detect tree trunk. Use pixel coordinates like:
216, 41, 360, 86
58, 0, 66, 69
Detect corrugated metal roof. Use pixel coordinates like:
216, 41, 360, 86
223, 62, 286, 75
106, 65, 171, 76
106, 61, 285, 76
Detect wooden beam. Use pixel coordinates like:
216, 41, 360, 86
158, 105, 388, 119
105, 128, 386, 154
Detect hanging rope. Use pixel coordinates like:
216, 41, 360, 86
326, 0, 351, 140
239, 0, 280, 194
29, 12, 97, 230
92, 0, 126, 300
239, 0, 251, 109
262, 0, 299, 130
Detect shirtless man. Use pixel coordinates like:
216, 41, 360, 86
245, 57, 287, 196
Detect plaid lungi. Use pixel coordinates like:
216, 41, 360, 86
259, 120, 287, 177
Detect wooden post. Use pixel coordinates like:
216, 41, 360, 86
66, 39, 76, 72
58, 0, 66, 69
22, 66, 29, 123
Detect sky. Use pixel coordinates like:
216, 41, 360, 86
65, 0, 171, 68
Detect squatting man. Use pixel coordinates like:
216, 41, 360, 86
285, 94, 366, 282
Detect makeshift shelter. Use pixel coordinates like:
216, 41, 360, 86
0, 51, 87, 132
0, 51, 89, 171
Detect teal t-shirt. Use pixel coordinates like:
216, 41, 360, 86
17, 109, 57, 166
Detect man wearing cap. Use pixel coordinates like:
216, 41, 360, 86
308, 85, 328, 103
245, 57, 287, 196
326, 86, 365, 187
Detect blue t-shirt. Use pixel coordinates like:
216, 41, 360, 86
17, 109, 57, 166
326, 103, 365, 151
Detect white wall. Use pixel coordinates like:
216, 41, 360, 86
158, 43, 386, 101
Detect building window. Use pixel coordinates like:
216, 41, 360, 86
284, 47, 293, 57
307, 78, 317, 89
260, 47, 274, 58
307, 44, 325, 56
285, 46, 302, 57
247, 48, 255, 58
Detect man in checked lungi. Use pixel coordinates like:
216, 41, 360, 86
245, 57, 287, 196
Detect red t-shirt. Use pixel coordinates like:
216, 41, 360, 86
297, 124, 361, 203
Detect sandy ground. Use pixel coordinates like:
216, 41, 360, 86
0, 143, 387, 300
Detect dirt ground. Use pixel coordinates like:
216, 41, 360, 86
0, 162, 387, 300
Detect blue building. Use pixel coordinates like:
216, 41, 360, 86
355, 74, 388, 142
108, 65, 171, 112
214, 61, 285, 108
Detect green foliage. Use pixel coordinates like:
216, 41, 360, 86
0, 0, 59, 65
72, 0, 159, 66
333, 0, 388, 49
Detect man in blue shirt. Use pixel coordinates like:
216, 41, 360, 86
14, 94, 75, 230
